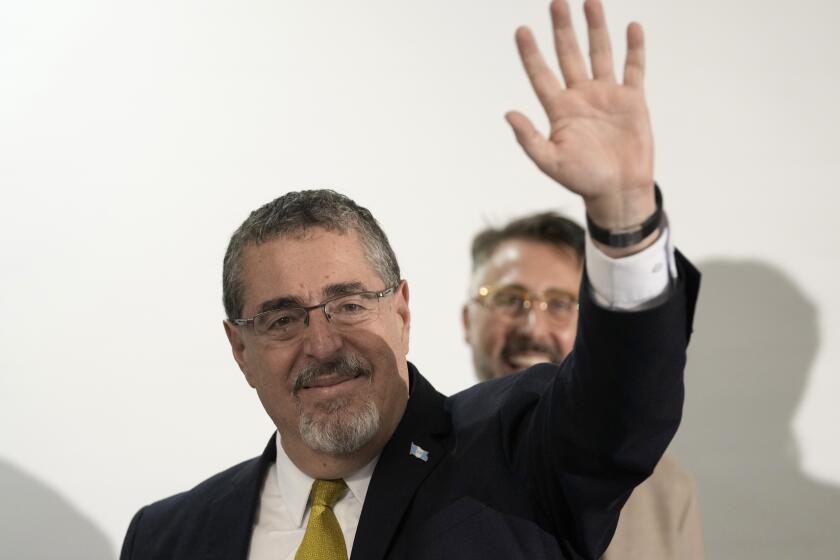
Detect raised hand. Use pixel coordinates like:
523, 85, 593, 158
507, 0, 655, 233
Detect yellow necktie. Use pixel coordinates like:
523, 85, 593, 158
295, 479, 348, 560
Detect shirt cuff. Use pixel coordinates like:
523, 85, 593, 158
585, 216, 677, 311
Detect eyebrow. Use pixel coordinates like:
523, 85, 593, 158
257, 296, 304, 314
323, 281, 368, 299
256, 281, 369, 314
490, 283, 527, 292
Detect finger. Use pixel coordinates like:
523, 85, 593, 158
550, 0, 588, 87
584, 0, 615, 82
623, 22, 645, 88
515, 26, 564, 112
505, 111, 557, 173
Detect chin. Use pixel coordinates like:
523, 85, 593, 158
299, 399, 380, 455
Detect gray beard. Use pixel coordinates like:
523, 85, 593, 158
292, 351, 380, 454
299, 397, 380, 455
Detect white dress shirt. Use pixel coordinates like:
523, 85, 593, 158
247, 228, 677, 559
248, 435, 378, 560
586, 223, 676, 310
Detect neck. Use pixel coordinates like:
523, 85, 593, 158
280, 437, 379, 480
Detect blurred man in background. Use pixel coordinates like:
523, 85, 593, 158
463, 212, 704, 559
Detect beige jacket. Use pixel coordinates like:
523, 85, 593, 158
603, 454, 703, 560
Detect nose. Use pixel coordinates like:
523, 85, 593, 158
518, 304, 553, 336
301, 308, 343, 360
516, 305, 576, 361
512, 305, 563, 351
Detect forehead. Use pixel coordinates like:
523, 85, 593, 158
476, 239, 582, 293
239, 228, 381, 313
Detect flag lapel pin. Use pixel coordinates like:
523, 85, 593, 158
409, 442, 429, 462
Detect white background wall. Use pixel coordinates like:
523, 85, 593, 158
1, 0, 838, 555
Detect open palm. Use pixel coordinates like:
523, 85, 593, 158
508, 0, 654, 229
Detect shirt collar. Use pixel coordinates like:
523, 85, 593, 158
345, 453, 377, 507
274, 432, 379, 528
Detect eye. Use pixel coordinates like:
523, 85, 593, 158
262, 309, 303, 330
491, 290, 526, 309
335, 300, 368, 315
546, 294, 576, 314
267, 316, 292, 329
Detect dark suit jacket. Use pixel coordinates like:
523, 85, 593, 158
121, 254, 699, 560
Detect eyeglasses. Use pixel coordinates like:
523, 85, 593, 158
474, 284, 578, 323
233, 285, 399, 341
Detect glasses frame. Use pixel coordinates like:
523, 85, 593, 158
232, 285, 400, 336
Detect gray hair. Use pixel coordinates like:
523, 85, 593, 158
222, 189, 401, 320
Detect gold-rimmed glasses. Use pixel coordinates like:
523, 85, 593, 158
474, 284, 578, 324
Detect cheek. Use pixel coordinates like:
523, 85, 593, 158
476, 322, 508, 356
386, 317, 410, 356
246, 345, 296, 392
369, 361, 409, 417
362, 318, 406, 360
342, 329, 409, 391
558, 320, 579, 354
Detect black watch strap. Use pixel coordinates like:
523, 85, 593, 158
586, 184, 663, 248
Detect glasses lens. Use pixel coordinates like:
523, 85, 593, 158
326, 292, 380, 326
254, 308, 307, 339
544, 290, 577, 318
488, 287, 528, 314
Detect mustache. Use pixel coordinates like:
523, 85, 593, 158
292, 352, 373, 394
500, 334, 562, 365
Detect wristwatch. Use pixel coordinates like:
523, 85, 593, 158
586, 184, 663, 248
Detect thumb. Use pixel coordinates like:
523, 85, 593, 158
505, 111, 555, 174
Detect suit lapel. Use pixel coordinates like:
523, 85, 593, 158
206, 435, 276, 560
351, 365, 451, 560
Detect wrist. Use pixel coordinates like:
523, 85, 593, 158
584, 183, 657, 230
587, 184, 663, 257
592, 227, 660, 258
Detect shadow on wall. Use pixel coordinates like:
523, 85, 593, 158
671, 259, 840, 558
0, 458, 114, 559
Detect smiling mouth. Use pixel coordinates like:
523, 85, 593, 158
300, 371, 364, 390
504, 352, 555, 370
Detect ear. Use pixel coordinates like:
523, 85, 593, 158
462, 303, 472, 343
223, 320, 256, 388
395, 280, 411, 355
